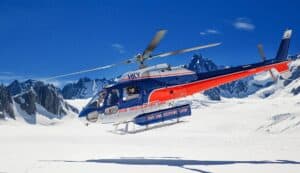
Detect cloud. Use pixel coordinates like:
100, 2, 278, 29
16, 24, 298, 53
112, 43, 125, 54
206, 29, 220, 34
200, 29, 220, 36
0, 72, 74, 88
233, 18, 255, 31
0, 72, 13, 75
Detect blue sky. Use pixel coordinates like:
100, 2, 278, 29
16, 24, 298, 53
0, 0, 299, 86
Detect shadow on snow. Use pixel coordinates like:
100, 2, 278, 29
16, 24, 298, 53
42, 157, 300, 173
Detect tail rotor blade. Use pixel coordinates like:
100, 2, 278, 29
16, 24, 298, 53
149, 42, 221, 60
257, 44, 277, 81
269, 70, 277, 81
257, 44, 267, 61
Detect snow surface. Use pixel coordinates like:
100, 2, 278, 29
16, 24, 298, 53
1, 94, 300, 173
65, 98, 91, 111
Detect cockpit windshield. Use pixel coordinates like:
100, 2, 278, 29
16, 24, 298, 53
87, 89, 107, 108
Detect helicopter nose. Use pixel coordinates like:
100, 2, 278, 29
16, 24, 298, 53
78, 110, 90, 124
79, 108, 99, 123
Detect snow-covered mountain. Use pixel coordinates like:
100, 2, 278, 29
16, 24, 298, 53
0, 77, 113, 124
1, 80, 78, 124
252, 58, 300, 99
61, 77, 114, 99
0, 85, 14, 119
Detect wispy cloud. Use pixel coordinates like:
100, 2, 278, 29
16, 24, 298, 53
200, 29, 220, 36
0, 71, 74, 88
233, 18, 255, 31
112, 43, 125, 54
0, 72, 13, 75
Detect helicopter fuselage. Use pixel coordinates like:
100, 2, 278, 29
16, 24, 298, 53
79, 58, 290, 125
79, 29, 293, 126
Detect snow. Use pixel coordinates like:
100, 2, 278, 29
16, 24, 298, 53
12, 100, 36, 124
1, 94, 300, 173
65, 98, 91, 110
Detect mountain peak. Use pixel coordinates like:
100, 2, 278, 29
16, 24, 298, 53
62, 77, 113, 99
188, 54, 218, 73
78, 77, 92, 83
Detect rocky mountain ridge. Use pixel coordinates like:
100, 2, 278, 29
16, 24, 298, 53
1, 80, 78, 124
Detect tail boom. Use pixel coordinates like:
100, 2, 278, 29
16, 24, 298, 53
149, 29, 292, 103
149, 61, 289, 102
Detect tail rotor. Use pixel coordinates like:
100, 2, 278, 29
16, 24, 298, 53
257, 44, 278, 81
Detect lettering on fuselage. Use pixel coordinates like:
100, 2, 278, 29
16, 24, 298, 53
127, 72, 141, 80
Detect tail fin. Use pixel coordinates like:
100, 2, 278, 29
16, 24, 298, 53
275, 29, 292, 60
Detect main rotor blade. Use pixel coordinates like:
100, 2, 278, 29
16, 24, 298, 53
142, 30, 167, 59
149, 42, 221, 60
44, 64, 116, 80
44, 57, 137, 80
257, 44, 266, 61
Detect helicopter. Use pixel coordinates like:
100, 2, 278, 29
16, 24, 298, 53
47, 29, 293, 131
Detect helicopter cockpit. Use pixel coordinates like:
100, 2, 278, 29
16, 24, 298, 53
84, 87, 121, 122
86, 85, 141, 111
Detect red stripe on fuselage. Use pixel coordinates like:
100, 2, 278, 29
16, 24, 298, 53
149, 61, 289, 102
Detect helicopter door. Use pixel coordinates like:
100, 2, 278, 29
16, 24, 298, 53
122, 86, 142, 107
104, 89, 120, 115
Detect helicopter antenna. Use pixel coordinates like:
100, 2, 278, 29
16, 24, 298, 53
44, 29, 221, 80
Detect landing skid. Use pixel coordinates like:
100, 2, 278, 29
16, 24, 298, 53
109, 119, 187, 135
108, 104, 191, 134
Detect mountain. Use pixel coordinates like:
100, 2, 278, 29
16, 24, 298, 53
0, 85, 14, 119
7, 79, 37, 96
187, 54, 218, 73
255, 58, 300, 98
61, 77, 114, 99
1, 80, 78, 124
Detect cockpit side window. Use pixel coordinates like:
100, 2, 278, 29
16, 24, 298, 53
97, 91, 107, 107
107, 89, 120, 106
88, 90, 107, 108
123, 86, 140, 101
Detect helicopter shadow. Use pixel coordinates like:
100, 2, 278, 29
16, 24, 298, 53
107, 120, 188, 135
43, 157, 300, 173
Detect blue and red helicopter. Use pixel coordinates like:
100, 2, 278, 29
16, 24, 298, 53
48, 29, 293, 129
